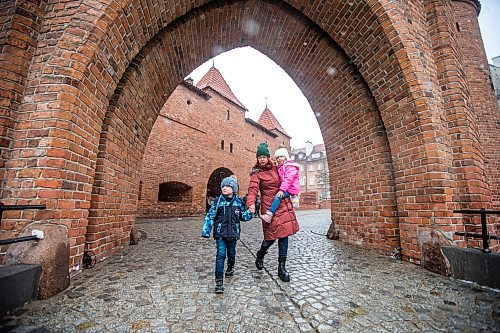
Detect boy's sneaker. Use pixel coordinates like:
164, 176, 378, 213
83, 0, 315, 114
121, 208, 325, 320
260, 211, 273, 223
291, 195, 300, 208
214, 279, 224, 294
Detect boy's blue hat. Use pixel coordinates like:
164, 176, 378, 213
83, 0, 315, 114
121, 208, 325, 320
221, 176, 238, 193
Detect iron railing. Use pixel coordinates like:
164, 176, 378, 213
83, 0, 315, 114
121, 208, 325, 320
453, 208, 500, 253
0, 203, 46, 245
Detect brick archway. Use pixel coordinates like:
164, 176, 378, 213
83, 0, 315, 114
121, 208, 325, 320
1, 0, 496, 272
84, 1, 405, 262
207, 168, 234, 199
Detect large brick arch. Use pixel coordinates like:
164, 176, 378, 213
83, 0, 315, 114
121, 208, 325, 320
0, 0, 495, 271
86, 1, 404, 261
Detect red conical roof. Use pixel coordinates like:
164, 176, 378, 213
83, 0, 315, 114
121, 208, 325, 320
258, 107, 290, 138
196, 66, 246, 110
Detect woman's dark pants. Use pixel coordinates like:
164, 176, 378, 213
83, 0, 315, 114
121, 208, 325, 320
259, 237, 288, 256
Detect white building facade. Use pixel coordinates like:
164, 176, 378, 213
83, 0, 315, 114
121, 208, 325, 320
489, 55, 500, 106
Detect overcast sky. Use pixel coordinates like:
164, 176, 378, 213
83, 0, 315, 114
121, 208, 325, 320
478, 0, 500, 63
188, 2, 499, 150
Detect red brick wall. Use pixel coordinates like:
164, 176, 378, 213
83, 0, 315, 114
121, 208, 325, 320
296, 191, 319, 211
0, 0, 497, 272
0, 0, 47, 194
136, 83, 289, 220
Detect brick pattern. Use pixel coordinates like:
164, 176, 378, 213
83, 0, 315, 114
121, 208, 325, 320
296, 191, 320, 211
0, 0, 497, 271
0, 0, 47, 194
420, 0, 485, 250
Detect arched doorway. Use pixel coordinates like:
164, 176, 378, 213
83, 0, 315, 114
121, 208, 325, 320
206, 168, 234, 211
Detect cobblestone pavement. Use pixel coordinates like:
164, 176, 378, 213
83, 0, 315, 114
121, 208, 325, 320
1, 210, 499, 333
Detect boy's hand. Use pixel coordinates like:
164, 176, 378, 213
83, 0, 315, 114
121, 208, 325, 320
248, 204, 255, 214
276, 190, 284, 198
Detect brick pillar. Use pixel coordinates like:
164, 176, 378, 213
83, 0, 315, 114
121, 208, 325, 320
452, 0, 499, 251
452, 0, 499, 208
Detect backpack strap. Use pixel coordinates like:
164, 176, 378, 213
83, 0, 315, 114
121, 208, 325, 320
213, 195, 223, 218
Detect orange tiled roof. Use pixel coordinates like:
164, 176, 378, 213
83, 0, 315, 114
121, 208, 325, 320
257, 107, 290, 138
196, 66, 246, 110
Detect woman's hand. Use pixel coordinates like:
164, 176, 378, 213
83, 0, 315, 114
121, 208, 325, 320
276, 190, 284, 198
249, 204, 255, 214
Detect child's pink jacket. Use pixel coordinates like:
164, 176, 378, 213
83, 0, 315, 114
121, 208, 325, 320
277, 160, 300, 195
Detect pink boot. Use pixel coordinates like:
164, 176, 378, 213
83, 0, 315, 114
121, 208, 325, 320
260, 211, 273, 223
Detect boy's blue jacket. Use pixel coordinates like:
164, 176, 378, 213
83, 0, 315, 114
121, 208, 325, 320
201, 194, 253, 239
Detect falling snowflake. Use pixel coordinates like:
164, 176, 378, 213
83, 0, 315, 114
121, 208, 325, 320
327, 67, 337, 76
212, 45, 225, 57
243, 19, 260, 37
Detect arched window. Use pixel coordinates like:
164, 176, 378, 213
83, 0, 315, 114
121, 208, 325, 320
158, 182, 193, 202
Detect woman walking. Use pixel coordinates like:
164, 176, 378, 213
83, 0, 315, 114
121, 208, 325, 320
246, 142, 299, 282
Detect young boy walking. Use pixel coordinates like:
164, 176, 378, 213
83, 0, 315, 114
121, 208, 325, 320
201, 176, 253, 293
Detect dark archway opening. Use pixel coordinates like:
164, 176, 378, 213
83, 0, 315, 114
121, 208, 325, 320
158, 182, 193, 203
206, 167, 233, 211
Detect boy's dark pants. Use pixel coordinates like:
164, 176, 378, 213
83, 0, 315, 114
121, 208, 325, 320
215, 238, 237, 278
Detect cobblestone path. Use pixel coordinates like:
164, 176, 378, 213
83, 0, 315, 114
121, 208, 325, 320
1, 210, 499, 332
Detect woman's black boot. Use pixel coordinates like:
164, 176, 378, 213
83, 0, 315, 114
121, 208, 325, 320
255, 250, 266, 270
278, 256, 290, 282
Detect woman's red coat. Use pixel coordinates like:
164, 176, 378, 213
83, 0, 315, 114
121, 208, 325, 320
246, 161, 300, 240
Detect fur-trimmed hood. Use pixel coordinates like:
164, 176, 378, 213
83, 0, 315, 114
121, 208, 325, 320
250, 160, 274, 175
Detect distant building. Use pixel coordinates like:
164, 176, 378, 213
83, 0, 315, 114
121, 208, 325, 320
489, 56, 500, 106
137, 66, 291, 218
291, 142, 330, 209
